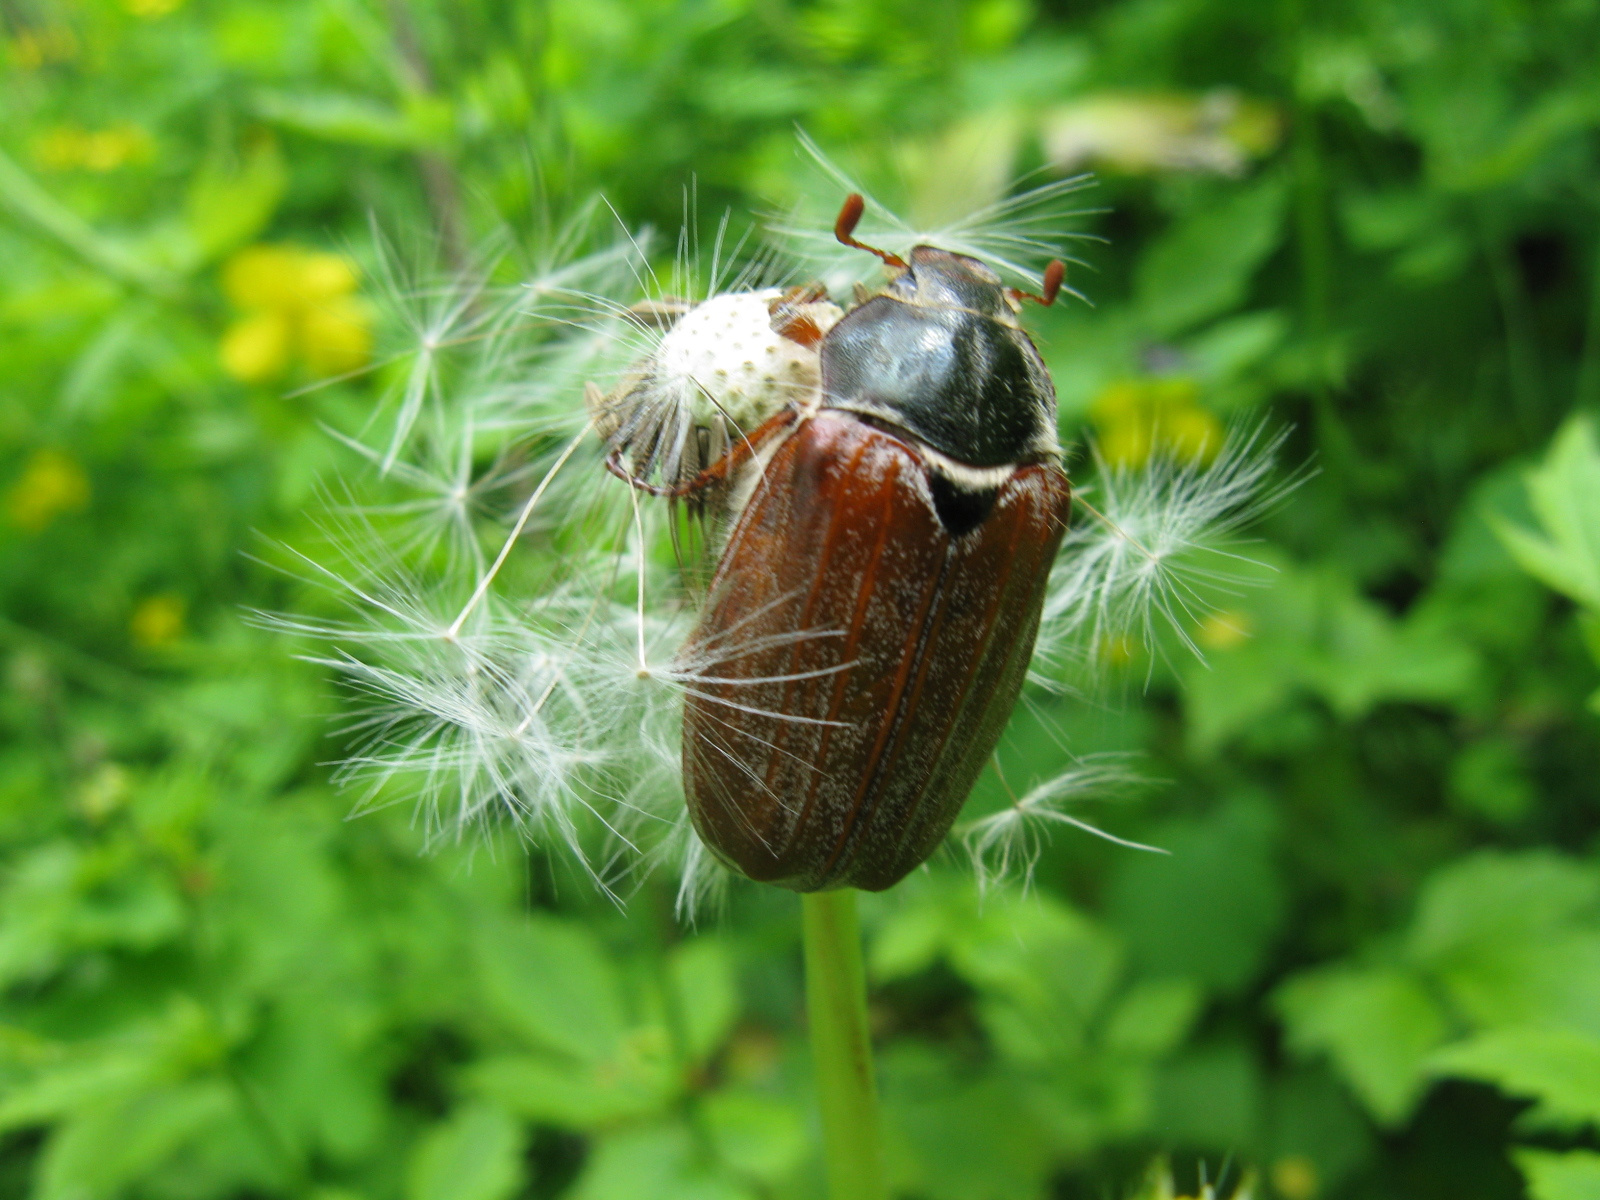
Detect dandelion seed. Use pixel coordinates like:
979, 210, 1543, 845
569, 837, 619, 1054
962, 757, 1161, 893
1035, 423, 1292, 674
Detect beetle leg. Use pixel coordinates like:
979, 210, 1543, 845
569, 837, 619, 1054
833, 193, 908, 270
603, 405, 800, 499
768, 284, 833, 346
1008, 259, 1067, 308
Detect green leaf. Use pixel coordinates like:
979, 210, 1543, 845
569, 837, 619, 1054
1408, 851, 1599, 963
1105, 798, 1284, 994
1150, 1040, 1261, 1153
1429, 1027, 1600, 1128
252, 90, 444, 148
1275, 966, 1449, 1124
474, 915, 627, 1062
704, 1090, 808, 1185
463, 1052, 671, 1129
669, 937, 740, 1062
1407, 853, 1600, 1036
183, 138, 288, 266
568, 1123, 754, 1200
885, 1059, 1057, 1200
1515, 1150, 1600, 1200
1103, 979, 1203, 1057
36, 1082, 234, 1200
1135, 177, 1288, 336
406, 1104, 524, 1200
1494, 415, 1600, 611
950, 892, 1122, 1060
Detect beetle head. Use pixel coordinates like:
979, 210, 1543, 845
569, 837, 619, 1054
884, 246, 1017, 323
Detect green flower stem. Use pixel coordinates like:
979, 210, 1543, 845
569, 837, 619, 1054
802, 888, 887, 1200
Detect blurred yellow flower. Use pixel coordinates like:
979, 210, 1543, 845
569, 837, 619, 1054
77, 762, 131, 823
1091, 377, 1223, 469
131, 595, 186, 647
1099, 633, 1139, 667
1270, 1156, 1318, 1200
1197, 609, 1252, 650
220, 311, 292, 383
6, 449, 90, 532
120, 0, 186, 17
32, 124, 155, 172
1043, 91, 1280, 177
9, 26, 78, 69
219, 244, 373, 383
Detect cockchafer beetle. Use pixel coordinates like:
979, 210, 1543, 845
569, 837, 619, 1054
597, 194, 1072, 892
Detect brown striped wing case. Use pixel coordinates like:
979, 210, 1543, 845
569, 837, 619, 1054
681, 411, 1071, 892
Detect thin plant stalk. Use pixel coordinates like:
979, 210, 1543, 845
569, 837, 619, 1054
802, 889, 887, 1200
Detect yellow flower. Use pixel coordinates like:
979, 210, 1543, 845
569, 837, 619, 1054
9, 26, 79, 69
131, 595, 186, 647
31, 124, 154, 172
6, 449, 90, 532
77, 763, 131, 823
1090, 377, 1223, 469
219, 244, 373, 383
220, 310, 293, 383
1270, 1156, 1318, 1200
1197, 609, 1252, 650
120, 0, 186, 17
301, 295, 374, 375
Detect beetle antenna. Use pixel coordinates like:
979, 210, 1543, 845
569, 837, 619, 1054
834, 193, 908, 270
1011, 259, 1066, 307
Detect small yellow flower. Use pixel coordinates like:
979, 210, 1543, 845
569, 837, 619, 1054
219, 244, 373, 383
1091, 377, 1223, 469
10, 26, 79, 69
131, 595, 186, 647
77, 763, 131, 822
1099, 633, 1139, 667
301, 295, 374, 375
120, 0, 186, 17
1270, 1156, 1318, 1200
1197, 609, 1252, 650
220, 310, 293, 383
32, 124, 154, 172
6, 449, 90, 532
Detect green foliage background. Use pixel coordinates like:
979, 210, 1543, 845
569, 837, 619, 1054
3, 1, 1600, 1198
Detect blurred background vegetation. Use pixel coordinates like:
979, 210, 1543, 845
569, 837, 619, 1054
4, 0, 1600, 1198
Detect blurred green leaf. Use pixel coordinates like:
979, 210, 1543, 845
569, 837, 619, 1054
1515, 1150, 1600, 1200
704, 1090, 808, 1185
183, 138, 288, 266
1134, 176, 1287, 336
1106, 798, 1284, 994
35, 1081, 234, 1200
1430, 1027, 1600, 1129
669, 936, 740, 1062
474, 915, 628, 1062
1496, 415, 1600, 616
1275, 966, 1448, 1124
406, 1103, 524, 1200
463, 1052, 670, 1128
568, 1123, 754, 1200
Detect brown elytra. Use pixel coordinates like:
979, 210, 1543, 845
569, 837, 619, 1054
681, 412, 1071, 892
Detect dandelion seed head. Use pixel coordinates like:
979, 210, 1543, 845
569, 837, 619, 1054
266, 142, 1291, 907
